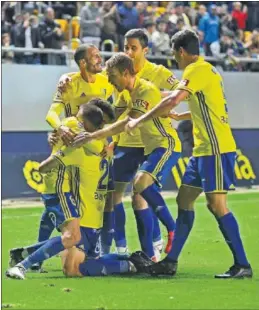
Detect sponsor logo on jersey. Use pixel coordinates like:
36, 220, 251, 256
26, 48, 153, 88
180, 79, 190, 87
167, 75, 176, 85
134, 99, 149, 110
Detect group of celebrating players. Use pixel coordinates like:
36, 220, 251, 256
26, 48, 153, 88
6, 28, 252, 280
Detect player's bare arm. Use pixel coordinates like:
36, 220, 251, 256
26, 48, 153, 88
169, 111, 192, 121
126, 89, 189, 132
38, 155, 61, 174
73, 117, 129, 148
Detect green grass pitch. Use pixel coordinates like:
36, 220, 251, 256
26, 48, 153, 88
2, 192, 259, 309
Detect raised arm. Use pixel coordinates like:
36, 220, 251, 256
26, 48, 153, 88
126, 89, 189, 132
73, 117, 129, 148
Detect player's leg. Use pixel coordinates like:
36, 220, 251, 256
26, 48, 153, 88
112, 147, 145, 253
135, 149, 181, 254
113, 183, 128, 253
31, 204, 56, 271
37, 208, 55, 242
9, 194, 59, 267
131, 191, 155, 260
147, 156, 203, 276
6, 193, 81, 279
202, 152, 252, 278
100, 191, 115, 255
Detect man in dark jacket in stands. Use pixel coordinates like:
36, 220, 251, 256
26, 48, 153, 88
13, 13, 42, 64
39, 7, 65, 65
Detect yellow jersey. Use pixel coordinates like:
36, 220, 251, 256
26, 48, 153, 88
114, 60, 179, 148
41, 117, 84, 194
47, 72, 114, 129
131, 77, 181, 155
177, 57, 236, 156
52, 117, 107, 229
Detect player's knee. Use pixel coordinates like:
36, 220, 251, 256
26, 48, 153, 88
133, 173, 146, 193
206, 202, 228, 218
104, 192, 114, 211
131, 192, 146, 210
176, 193, 187, 209
113, 191, 124, 205
62, 231, 81, 248
176, 192, 194, 210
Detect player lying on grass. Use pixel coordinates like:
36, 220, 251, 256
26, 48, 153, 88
72, 53, 182, 262
125, 29, 253, 279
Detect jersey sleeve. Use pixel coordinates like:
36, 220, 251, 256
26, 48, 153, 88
46, 101, 64, 129
46, 85, 72, 129
177, 65, 207, 95
157, 66, 179, 90
132, 87, 161, 114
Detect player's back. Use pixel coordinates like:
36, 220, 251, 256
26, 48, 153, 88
52, 129, 108, 229
41, 117, 84, 195
177, 57, 236, 156
131, 78, 181, 155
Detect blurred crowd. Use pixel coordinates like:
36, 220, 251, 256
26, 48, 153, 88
2, 1, 259, 71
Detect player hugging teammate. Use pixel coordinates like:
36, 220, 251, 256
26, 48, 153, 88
6, 29, 252, 280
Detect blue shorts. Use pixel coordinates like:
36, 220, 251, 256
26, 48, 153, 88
182, 152, 236, 192
77, 227, 101, 258
41, 193, 79, 231
139, 148, 182, 187
113, 146, 145, 183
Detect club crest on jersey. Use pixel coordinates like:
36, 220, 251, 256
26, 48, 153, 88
180, 79, 190, 87
134, 99, 149, 110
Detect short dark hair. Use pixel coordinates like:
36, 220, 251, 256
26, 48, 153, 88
171, 29, 200, 55
79, 104, 103, 128
88, 98, 115, 122
125, 28, 149, 48
106, 53, 135, 75
74, 44, 96, 67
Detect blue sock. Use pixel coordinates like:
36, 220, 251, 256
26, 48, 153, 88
22, 240, 49, 258
114, 203, 126, 248
37, 209, 55, 242
101, 211, 115, 255
218, 212, 249, 267
20, 236, 64, 270
151, 209, 161, 242
217, 218, 238, 265
141, 184, 175, 233
99, 253, 129, 261
167, 210, 195, 261
134, 209, 154, 258
79, 258, 130, 276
